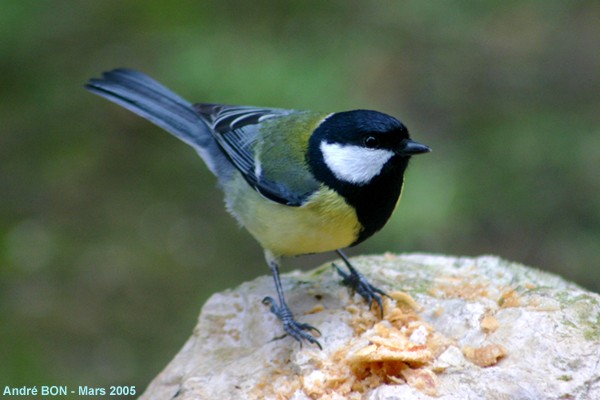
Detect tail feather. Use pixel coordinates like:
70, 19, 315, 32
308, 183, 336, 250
85, 69, 231, 177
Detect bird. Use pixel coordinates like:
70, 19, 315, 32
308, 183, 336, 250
85, 68, 430, 349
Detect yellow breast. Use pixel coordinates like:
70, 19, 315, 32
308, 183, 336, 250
224, 175, 361, 257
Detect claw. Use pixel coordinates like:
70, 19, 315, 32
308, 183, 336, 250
263, 252, 324, 349
262, 296, 322, 350
334, 250, 391, 318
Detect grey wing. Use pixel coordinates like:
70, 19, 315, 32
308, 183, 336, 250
194, 104, 315, 206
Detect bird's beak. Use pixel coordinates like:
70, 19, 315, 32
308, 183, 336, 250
398, 139, 431, 156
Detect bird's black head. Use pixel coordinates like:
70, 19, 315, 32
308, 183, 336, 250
307, 110, 430, 187
307, 110, 430, 244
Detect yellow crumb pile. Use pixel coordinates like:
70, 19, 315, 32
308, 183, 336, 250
254, 291, 448, 399
253, 273, 515, 399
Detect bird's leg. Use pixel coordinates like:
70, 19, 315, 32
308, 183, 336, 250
262, 252, 322, 349
333, 249, 390, 318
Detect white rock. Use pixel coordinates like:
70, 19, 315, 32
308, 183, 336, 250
140, 254, 600, 399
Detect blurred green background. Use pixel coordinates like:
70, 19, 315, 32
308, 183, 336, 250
1, 0, 599, 394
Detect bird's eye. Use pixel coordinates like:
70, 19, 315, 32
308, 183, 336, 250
363, 136, 379, 148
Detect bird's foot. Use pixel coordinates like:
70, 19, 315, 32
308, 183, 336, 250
333, 257, 390, 318
262, 296, 322, 350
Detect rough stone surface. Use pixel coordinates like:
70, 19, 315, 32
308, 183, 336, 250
140, 254, 600, 399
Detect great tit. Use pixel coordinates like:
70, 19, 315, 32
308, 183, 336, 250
85, 69, 430, 349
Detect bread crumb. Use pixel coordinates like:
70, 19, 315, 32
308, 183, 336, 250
400, 366, 439, 396
499, 289, 520, 308
305, 304, 325, 315
480, 314, 500, 333
389, 291, 422, 311
463, 343, 507, 367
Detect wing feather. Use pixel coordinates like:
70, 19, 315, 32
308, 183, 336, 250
194, 104, 316, 205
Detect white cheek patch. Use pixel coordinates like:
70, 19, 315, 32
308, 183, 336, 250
320, 141, 394, 185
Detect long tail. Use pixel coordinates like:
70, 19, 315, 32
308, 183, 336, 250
85, 68, 230, 177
